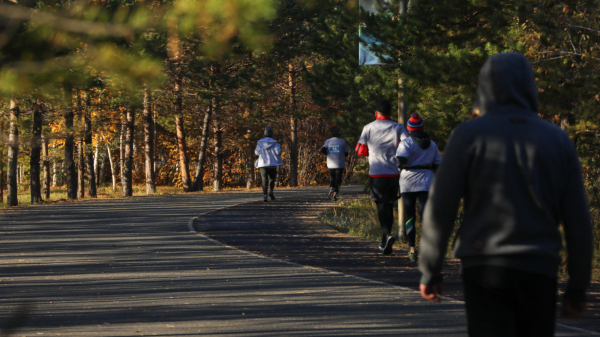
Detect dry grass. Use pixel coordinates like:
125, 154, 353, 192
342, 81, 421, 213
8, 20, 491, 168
319, 196, 600, 282
318, 196, 415, 251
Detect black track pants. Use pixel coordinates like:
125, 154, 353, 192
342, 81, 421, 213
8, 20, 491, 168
376, 202, 394, 239
260, 167, 277, 195
328, 169, 344, 193
462, 265, 557, 337
402, 191, 429, 247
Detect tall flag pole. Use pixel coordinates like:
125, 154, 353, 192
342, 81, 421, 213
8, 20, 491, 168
359, 0, 409, 242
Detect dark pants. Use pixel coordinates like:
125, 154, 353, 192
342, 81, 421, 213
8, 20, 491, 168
370, 177, 400, 242
260, 167, 277, 195
376, 203, 394, 240
462, 265, 557, 337
402, 191, 429, 247
328, 169, 344, 193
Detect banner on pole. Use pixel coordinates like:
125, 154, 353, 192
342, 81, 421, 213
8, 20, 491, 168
359, 0, 392, 65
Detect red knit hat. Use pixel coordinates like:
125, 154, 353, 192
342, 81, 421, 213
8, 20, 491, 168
407, 112, 424, 132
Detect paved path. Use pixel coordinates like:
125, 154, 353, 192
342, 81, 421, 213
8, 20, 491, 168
0, 187, 596, 336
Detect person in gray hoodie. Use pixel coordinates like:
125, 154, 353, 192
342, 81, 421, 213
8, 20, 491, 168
418, 52, 593, 336
255, 126, 283, 202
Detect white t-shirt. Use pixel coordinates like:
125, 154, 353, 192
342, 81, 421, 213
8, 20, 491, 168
396, 137, 442, 192
322, 137, 349, 169
357, 119, 408, 177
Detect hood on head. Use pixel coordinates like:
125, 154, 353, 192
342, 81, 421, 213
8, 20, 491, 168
473, 52, 538, 116
258, 137, 278, 149
410, 131, 431, 150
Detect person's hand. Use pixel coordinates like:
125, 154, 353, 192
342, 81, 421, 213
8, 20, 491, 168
420, 283, 443, 303
561, 300, 586, 319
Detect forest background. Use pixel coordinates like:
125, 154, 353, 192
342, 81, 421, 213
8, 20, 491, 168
0, 0, 599, 263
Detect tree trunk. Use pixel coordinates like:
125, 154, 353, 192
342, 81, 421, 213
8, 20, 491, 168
42, 135, 50, 200
120, 119, 125, 190
174, 76, 191, 192
0, 143, 3, 203
64, 93, 77, 200
94, 133, 100, 185
52, 161, 57, 188
122, 107, 135, 197
99, 152, 106, 186
288, 64, 298, 187
84, 93, 96, 198
7, 100, 19, 206
105, 141, 117, 192
76, 91, 84, 198
30, 100, 43, 204
143, 86, 156, 194
275, 165, 281, 188
245, 128, 255, 189
192, 105, 212, 192
213, 102, 222, 192
213, 128, 223, 191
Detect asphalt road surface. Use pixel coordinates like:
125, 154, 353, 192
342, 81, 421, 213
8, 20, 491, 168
0, 186, 596, 336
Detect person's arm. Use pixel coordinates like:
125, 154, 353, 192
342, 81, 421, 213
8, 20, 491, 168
320, 140, 328, 155
559, 138, 593, 318
356, 127, 369, 157
356, 143, 368, 156
396, 139, 410, 170
274, 142, 282, 156
254, 144, 261, 156
419, 129, 468, 302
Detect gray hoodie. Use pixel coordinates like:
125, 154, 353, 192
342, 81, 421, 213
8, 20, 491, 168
255, 137, 283, 168
419, 53, 593, 299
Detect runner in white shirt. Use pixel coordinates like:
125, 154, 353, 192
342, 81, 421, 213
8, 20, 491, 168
396, 112, 442, 262
320, 127, 349, 201
255, 126, 283, 202
356, 100, 409, 255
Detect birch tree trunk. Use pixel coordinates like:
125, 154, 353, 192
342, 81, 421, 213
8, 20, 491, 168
64, 93, 77, 200
120, 119, 125, 190
7, 99, 19, 206
94, 133, 100, 184
143, 86, 156, 194
30, 100, 43, 204
122, 107, 135, 197
288, 63, 298, 187
105, 141, 117, 191
42, 135, 50, 199
52, 161, 57, 188
192, 105, 211, 192
84, 93, 96, 198
213, 115, 223, 192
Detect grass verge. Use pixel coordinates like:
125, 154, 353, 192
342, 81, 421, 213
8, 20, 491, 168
0, 184, 270, 209
319, 196, 600, 282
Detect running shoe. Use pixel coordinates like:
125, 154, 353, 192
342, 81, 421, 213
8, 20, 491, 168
264, 195, 268, 202
383, 235, 396, 255
408, 250, 418, 262
327, 189, 334, 200
332, 193, 339, 201
269, 192, 275, 200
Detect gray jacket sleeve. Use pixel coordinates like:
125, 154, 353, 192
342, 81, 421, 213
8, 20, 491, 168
560, 140, 593, 297
419, 129, 468, 286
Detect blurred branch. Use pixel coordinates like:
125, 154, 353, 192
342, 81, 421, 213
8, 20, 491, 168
0, 4, 134, 42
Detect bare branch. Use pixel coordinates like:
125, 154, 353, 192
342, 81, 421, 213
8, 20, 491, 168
0, 4, 134, 42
